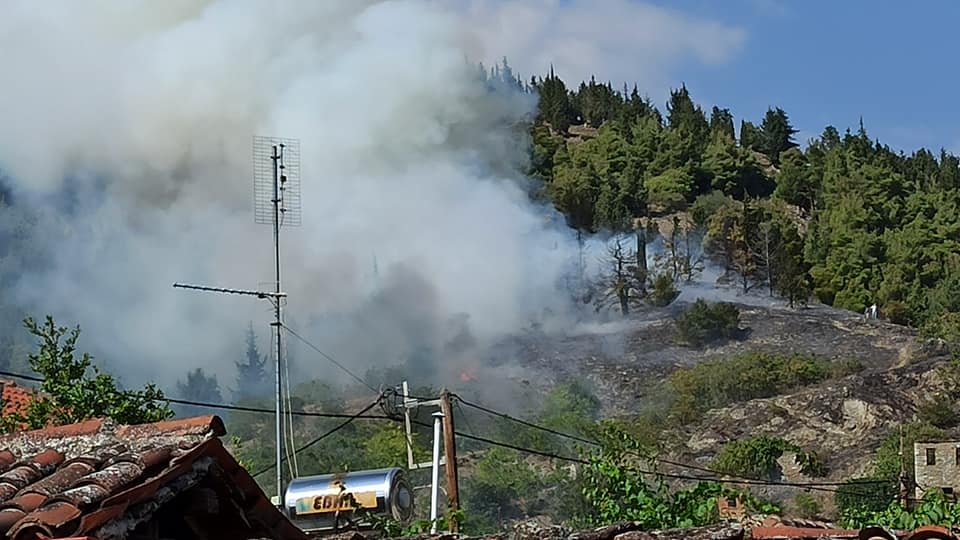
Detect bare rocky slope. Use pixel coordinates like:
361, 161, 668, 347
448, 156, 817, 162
464, 297, 954, 513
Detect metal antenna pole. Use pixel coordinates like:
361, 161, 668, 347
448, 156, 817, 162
175, 135, 300, 505
271, 143, 284, 503
254, 136, 300, 501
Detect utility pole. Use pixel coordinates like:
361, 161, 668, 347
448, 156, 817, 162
439, 390, 460, 533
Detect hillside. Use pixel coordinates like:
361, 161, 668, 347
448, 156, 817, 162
436, 296, 957, 524
492, 301, 920, 414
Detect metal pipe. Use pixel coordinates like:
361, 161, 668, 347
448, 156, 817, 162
429, 412, 443, 533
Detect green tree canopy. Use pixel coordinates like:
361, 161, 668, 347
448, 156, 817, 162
4, 316, 172, 431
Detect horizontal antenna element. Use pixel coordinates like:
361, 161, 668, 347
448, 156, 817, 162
172, 282, 286, 298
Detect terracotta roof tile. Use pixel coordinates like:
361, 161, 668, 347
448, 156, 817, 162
903, 526, 955, 540
113, 415, 225, 440
750, 525, 959, 540
0, 415, 305, 540
0, 382, 34, 420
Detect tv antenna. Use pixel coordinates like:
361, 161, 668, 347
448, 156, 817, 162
174, 136, 301, 501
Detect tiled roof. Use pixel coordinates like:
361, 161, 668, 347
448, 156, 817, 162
750, 524, 958, 540
0, 415, 307, 540
0, 381, 35, 419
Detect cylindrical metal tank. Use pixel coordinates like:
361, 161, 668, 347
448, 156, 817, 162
283, 467, 414, 532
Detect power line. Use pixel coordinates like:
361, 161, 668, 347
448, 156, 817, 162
419, 416, 864, 496
452, 394, 889, 491
456, 395, 596, 446
251, 399, 382, 479
0, 369, 391, 421
280, 323, 376, 392
0, 367, 887, 497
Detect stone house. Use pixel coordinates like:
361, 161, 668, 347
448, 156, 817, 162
913, 440, 960, 501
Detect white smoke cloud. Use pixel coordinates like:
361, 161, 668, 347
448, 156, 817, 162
456, 0, 746, 96
0, 0, 584, 392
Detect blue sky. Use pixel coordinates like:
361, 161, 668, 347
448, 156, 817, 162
652, 0, 960, 152
465, 0, 960, 153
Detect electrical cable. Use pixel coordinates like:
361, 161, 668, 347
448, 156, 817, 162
452, 394, 889, 492
280, 323, 376, 392
456, 395, 597, 446
0, 367, 884, 496
270, 330, 293, 480
251, 398, 383, 479
280, 326, 299, 476
453, 399, 478, 438
0, 369, 391, 420
407, 417, 865, 496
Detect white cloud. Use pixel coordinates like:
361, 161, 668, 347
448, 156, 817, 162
453, 0, 746, 92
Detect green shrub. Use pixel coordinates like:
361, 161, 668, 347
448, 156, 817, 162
646, 168, 693, 212
839, 489, 960, 530
675, 299, 741, 346
834, 476, 898, 516
580, 426, 780, 528
649, 273, 680, 307
691, 191, 736, 229
668, 351, 845, 421
873, 422, 947, 481
711, 436, 825, 480
793, 493, 821, 519
461, 448, 544, 532
917, 395, 960, 428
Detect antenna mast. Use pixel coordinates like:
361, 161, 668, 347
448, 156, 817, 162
174, 136, 301, 502
254, 136, 301, 501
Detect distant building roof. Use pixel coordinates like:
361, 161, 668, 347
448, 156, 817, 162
0, 380, 35, 419
0, 414, 306, 540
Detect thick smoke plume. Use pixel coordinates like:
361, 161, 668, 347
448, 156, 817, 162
0, 0, 584, 392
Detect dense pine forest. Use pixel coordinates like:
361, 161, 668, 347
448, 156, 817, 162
519, 65, 960, 339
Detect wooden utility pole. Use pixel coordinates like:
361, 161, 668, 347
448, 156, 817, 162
439, 390, 460, 533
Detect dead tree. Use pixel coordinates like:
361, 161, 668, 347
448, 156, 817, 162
595, 236, 646, 316
747, 220, 782, 297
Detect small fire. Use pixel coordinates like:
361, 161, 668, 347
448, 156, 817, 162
459, 368, 476, 382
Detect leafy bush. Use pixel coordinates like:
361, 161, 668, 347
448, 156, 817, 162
649, 272, 680, 307
3, 316, 172, 431
793, 493, 821, 519
580, 425, 779, 528
873, 422, 946, 483
646, 168, 693, 212
711, 436, 826, 480
917, 395, 960, 428
691, 191, 736, 229
461, 448, 544, 532
668, 352, 849, 422
834, 476, 898, 516
840, 490, 960, 530
675, 299, 741, 346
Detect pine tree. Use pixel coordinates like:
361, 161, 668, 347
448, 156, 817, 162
709, 106, 735, 140
235, 323, 268, 401
175, 368, 223, 418
740, 120, 762, 151
535, 67, 574, 133
774, 148, 816, 211
665, 84, 709, 163
759, 107, 799, 165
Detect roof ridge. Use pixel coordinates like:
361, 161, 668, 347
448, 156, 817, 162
0, 415, 226, 445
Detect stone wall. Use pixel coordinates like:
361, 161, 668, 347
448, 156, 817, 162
913, 441, 960, 499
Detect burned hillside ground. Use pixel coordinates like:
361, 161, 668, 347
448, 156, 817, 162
477, 301, 921, 416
